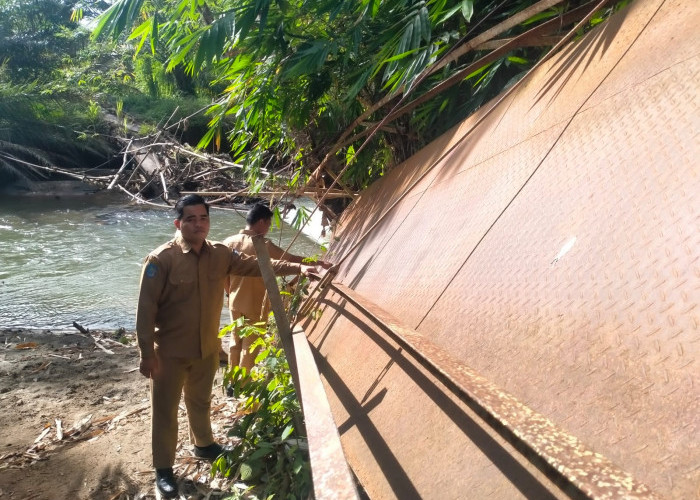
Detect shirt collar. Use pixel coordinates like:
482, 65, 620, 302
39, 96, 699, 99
241, 229, 257, 236
173, 231, 210, 254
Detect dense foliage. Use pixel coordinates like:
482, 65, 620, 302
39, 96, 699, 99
217, 318, 312, 499
92, 0, 630, 195
0, 0, 100, 182
0, 0, 629, 195
0, 0, 215, 185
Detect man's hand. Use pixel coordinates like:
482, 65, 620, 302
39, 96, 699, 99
318, 260, 335, 270
139, 356, 159, 378
300, 264, 324, 278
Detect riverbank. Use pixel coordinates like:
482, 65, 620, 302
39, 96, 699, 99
0, 328, 239, 499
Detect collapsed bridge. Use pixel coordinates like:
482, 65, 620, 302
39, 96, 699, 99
294, 0, 699, 498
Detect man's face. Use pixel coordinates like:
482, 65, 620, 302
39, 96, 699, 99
174, 204, 210, 246
251, 217, 272, 236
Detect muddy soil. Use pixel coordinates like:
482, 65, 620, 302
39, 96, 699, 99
0, 329, 239, 499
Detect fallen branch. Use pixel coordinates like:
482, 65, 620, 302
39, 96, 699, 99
92, 340, 115, 355
55, 419, 63, 441
96, 336, 128, 348
28, 361, 51, 374
0, 153, 110, 183
47, 353, 71, 360
34, 427, 51, 444
115, 184, 170, 208
159, 171, 169, 200
72, 321, 89, 334
108, 138, 134, 190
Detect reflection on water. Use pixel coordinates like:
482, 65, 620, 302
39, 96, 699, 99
0, 192, 320, 330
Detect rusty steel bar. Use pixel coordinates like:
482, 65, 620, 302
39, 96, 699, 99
251, 235, 300, 383
329, 282, 661, 499
252, 237, 359, 499
295, 269, 335, 322
182, 189, 356, 199
292, 326, 361, 500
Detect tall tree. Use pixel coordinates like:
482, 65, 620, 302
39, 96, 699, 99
0, 0, 89, 81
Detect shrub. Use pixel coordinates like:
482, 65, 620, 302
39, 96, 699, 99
215, 318, 312, 499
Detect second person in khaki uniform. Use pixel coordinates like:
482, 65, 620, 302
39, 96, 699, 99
223, 204, 332, 372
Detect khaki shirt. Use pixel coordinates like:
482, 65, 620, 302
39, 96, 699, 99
136, 233, 301, 359
224, 229, 304, 321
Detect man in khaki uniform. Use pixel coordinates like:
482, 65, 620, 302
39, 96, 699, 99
223, 204, 331, 372
136, 195, 320, 499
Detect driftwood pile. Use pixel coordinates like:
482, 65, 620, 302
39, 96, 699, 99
22, 112, 258, 210
0, 403, 149, 470
97, 116, 351, 231
101, 120, 354, 222
27, 110, 352, 230
103, 115, 256, 209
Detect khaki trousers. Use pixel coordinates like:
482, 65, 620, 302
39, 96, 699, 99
150, 352, 218, 469
228, 311, 263, 372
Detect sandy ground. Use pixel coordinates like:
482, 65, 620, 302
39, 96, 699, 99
0, 328, 239, 500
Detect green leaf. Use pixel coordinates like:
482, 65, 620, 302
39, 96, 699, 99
249, 445, 274, 461
219, 323, 235, 338
70, 8, 84, 23
150, 15, 158, 54
464, 61, 493, 81
255, 348, 271, 364
382, 47, 421, 63
280, 423, 294, 440
507, 56, 528, 65
191, 11, 236, 73
239, 462, 254, 480
266, 378, 279, 392
460, 0, 474, 22
419, 6, 430, 43
291, 206, 309, 230
438, 3, 463, 24
272, 206, 282, 229
522, 9, 560, 26
344, 67, 372, 101
92, 0, 145, 41
370, 0, 381, 18
283, 40, 335, 79
127, 18, 154, 55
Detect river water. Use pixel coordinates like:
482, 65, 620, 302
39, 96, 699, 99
0, 192, 321, 330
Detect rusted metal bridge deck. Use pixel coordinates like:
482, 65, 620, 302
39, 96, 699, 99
294, 0, 699, 498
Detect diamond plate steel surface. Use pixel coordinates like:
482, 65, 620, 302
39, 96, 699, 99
303, 292, 572, 500
306, 1, 699, 498
418, 57, 699, 495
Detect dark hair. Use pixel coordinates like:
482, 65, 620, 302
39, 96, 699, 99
174, 194, 209, 220
246, 203, 274, 225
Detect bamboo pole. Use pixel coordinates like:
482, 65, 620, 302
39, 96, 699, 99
251, 236, 358, 499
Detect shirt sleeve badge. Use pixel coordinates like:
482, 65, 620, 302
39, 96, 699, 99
145, 262, 158, 279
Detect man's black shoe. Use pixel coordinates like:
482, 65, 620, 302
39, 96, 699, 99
193, 442, 226, 460
155, 467, 178, 499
